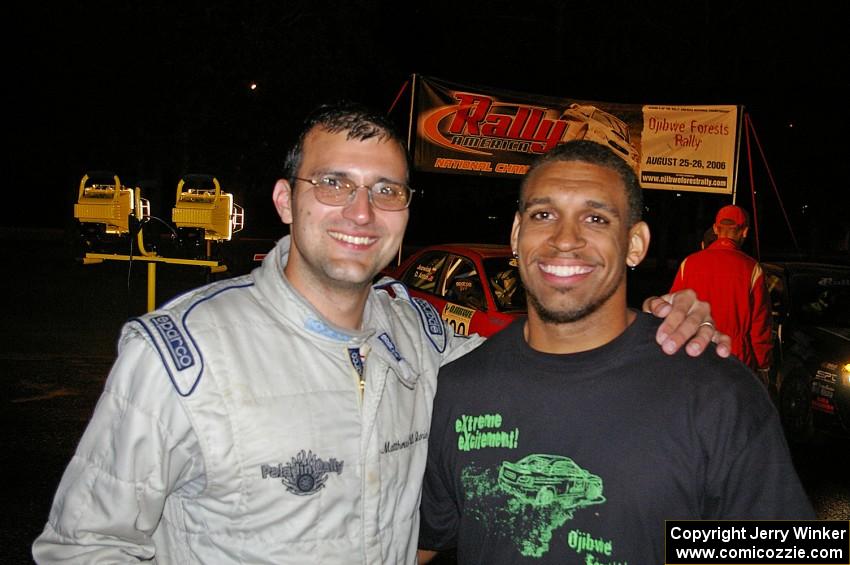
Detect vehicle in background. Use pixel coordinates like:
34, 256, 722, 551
382, 244, 526, 337
763, 261, 850, 442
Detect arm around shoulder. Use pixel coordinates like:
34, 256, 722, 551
643, 289, 732, 358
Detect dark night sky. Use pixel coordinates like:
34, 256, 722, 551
7, 0, 849, 256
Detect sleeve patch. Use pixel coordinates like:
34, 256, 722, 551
151, 315, 195, 370
130, 314, 204, 397
412, 297, 447, 354
128, 280, 253, 398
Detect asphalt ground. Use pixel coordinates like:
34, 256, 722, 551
1, 230, 209, 563
2, 229, 847, 564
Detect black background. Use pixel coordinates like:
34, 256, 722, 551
6, 0, 849, 257
3, 4, 849, 562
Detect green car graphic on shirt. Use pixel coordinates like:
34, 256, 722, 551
497, 454, 605, 508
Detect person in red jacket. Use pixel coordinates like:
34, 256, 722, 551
670, 205, 773, 383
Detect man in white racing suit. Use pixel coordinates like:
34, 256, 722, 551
36, 233, 479, 563
33, 102, 728, 564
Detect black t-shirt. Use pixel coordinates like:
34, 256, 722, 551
419, 313, 814, 564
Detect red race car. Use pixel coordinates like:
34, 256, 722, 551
383, 243, 526, 337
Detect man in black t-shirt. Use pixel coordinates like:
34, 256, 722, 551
418, 141, 814, 565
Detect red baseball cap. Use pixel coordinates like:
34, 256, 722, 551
715, 205, 748, 227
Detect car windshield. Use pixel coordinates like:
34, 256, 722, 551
590, 109, 630, 142
789, 272, 850, 327
483, 257, 526, 313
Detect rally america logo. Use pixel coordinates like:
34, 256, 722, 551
261, 450, 344, 496
420, 92, 573, 156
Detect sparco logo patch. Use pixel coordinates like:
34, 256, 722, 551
378, 333, 403, 362
413, 298, 443, 337
151, 315, 194, 370
348, 347, 364, 376
261, 450, 344, 496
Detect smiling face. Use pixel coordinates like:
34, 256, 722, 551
274, 127, 410, 298
511, 160, 649, 347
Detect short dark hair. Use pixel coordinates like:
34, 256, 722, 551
283, 101, 408, 181
519, 140, 644, 226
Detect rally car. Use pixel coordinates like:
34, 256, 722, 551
763, 261, 850, 442
383, 244, 526, 337
498, 454, 605, 508
560, 103, 640, 169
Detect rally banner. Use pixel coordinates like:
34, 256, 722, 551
413, 76, 739, 194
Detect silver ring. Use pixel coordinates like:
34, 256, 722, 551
698, 321, 715, 330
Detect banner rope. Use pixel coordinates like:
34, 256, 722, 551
745, 113, 800, 252
744, 113, 761, 259
387, 79, 410, 115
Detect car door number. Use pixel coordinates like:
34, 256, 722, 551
442, 303, 475, 336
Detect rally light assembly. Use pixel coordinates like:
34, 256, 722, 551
73, 171, 235, 312
74, 172, 151, 253
172, 174, 244, 243
74, 172, 140, 234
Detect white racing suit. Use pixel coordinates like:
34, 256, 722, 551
33, 236, 482, 564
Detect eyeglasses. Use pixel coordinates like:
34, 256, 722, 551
293, 175, 415, 211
